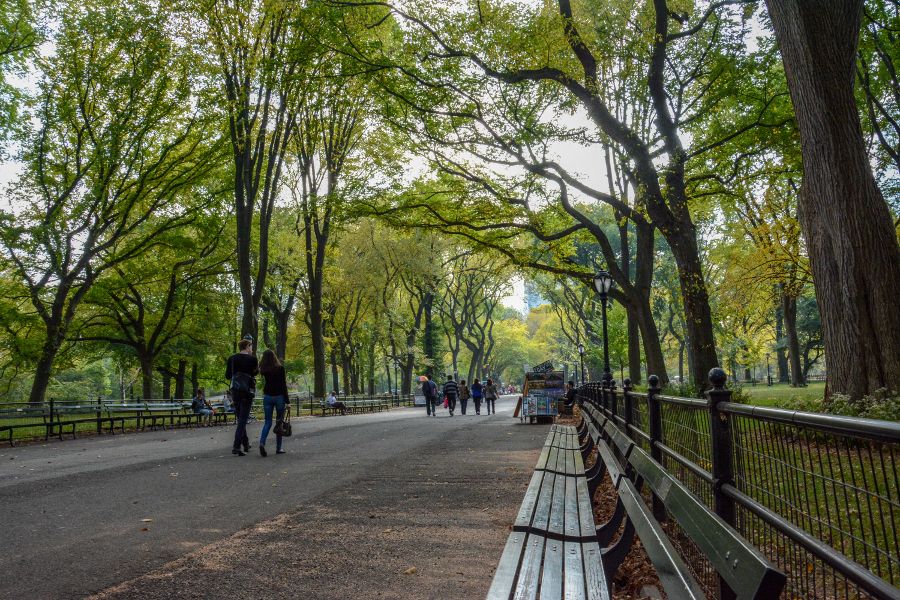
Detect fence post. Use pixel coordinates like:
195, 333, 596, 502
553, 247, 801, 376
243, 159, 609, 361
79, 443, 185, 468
96, 395, 102, 435
707, 367, 737, 600
646, 374, 666, 521
609, 379, 618, 421
622, 378, 633, 440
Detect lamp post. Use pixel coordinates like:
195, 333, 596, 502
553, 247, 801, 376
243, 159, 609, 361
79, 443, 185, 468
578, 343, 585, 385
593, 271, 614, 384
766, 353, 772, 387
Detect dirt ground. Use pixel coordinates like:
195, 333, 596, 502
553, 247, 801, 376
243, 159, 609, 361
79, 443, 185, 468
89, 421, 546, 600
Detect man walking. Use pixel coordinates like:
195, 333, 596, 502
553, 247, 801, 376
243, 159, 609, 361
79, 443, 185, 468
443, 375, 459, 417
226, 337, 258, 456
422, 374, 438, 417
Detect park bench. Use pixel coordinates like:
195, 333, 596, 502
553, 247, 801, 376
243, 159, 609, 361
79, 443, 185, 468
317, 396, 391, 416
579, 402, 787, 599
487, 425, 609, 599
43, 404, 129, 440
0, 405, 49, 446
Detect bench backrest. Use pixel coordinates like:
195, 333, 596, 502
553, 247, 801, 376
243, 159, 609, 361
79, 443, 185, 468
582, 404, 785, 599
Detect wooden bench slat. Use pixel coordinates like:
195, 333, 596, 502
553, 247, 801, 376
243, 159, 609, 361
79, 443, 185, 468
513, 534, 545, 600
514, 471, 546, 531
487, 531, 528, 600
562, 541, 587, 600
540, 537, 565, 600
548, 469, 567, 537
564, 475, 581, 540
580, 541, 609, 600
531, 471, 556, 533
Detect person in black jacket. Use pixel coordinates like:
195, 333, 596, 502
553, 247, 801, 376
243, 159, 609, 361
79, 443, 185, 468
443, 375, 459, 417
226, 338, 258, 456
258, 349, 289, 457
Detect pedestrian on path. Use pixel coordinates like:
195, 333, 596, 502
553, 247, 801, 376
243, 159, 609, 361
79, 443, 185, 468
471, 379, 483, 415
422, 374, 438, 417
443, 375, 459, 416
258, 349, 288, 457
226, 337, 258, 456
484, 378, 498, 415
458, 379, 471, 415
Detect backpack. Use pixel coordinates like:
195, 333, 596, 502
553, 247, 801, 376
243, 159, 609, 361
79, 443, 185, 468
191, 397, 201, 412
231, 371, 255, 396
424, 380, 437, 399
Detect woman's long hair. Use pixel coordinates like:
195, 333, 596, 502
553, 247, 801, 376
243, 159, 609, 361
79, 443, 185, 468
259, 349, 281, 374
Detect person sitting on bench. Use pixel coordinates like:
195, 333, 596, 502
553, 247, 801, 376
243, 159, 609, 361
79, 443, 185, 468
327, 391, 346, 415
192, 387, 214, 425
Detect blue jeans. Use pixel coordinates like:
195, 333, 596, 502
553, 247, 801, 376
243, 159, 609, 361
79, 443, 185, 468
260, 394, 286, 450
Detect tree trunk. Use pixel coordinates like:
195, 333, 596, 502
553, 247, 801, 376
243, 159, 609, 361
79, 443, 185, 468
174, 360, 186, 399
766, 0, 900, 399
310, 283, 327, 399
634, 302, 669, 385
330, 349, 340, 394
782, 294, 806, 387
29, 331, 63, 405
190, 362, 199, 397
667, 231, 719, 391
368, 343, 376, 396
161, 370, 171, 400
627, 306, 642, 384
775, 296, 790, 382
422, 291, 436, 374
275, 310, 289, 361
139, 353, 153, 400
678, 342, 685, 384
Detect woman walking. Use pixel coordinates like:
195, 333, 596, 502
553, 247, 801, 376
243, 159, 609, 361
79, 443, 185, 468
258, 349, 288, 457
484, 378, 499, 415
458, 379, 471, 415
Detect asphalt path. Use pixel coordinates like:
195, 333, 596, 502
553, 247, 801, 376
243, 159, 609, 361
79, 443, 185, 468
0, 395, 547, 599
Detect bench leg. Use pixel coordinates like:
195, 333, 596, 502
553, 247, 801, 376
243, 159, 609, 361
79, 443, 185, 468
600, 517, 636, 582
596, 496, 629, 546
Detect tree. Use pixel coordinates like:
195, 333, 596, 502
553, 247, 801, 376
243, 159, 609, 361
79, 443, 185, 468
200, 0, 304, 343
0, 0, 220, 404
77, 221, 227, 399
765, 0, 900, 399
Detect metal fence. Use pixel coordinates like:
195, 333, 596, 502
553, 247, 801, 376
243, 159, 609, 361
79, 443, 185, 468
0, 392, 415, 445
576, 371, 899, 600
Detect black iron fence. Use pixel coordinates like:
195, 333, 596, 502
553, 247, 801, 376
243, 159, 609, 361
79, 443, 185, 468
576, 371, 899, 600
0, 392, 415, 445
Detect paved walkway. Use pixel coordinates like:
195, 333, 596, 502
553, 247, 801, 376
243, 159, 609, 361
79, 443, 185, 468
0, 395, 548, 599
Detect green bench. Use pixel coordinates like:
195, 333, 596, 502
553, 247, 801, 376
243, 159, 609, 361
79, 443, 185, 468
488, 425, 609, 599
580, 403, 787, 599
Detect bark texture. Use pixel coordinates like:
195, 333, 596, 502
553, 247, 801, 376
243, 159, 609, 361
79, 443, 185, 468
767, 0, 900, 399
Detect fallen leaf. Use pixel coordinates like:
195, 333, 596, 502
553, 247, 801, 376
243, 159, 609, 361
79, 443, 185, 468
140, 528, 149, 532
141, 518, 153, 522
382, 528, 393, 533
403, 567, 417, 575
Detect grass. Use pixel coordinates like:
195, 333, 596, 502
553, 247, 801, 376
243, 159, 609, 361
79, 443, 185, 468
739, 381, 826, 408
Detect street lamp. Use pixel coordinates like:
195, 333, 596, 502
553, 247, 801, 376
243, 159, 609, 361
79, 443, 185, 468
578, 343, 585, 385
593, 271, 614, 384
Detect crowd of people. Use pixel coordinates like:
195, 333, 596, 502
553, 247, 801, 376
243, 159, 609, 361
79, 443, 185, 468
217, 335, 510, 457
420, 374, 500, 417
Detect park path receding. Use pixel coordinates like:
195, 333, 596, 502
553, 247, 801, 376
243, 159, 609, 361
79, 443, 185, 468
0, 396, 546, 600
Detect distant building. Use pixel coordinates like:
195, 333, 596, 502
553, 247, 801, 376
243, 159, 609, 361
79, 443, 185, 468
524, 280, 546, 313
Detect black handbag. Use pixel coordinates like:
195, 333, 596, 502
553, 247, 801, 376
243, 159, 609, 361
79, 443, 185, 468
274, 404, 292, 437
